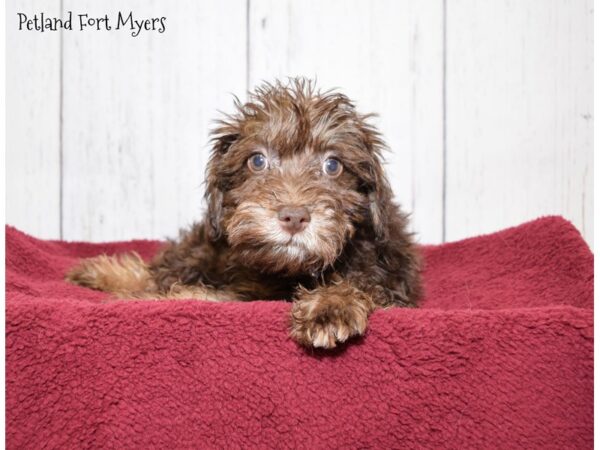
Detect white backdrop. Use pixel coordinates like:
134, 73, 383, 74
6, 0, 594, 245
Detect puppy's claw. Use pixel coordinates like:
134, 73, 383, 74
310, 327, 336, 349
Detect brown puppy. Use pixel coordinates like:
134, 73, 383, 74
67, 78, 422, 349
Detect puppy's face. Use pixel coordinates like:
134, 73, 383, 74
205, 81, 392, 275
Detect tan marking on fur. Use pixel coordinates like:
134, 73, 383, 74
66, 253, 238, 301
66, 252, 155, 296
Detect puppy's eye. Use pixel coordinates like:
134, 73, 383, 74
323, 158, 343, 177
247, 153, 268, 172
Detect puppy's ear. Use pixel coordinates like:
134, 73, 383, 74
205, 122, 240, 240
366, 159, 393, 241
357, 117, 393, 241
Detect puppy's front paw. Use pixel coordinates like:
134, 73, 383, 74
290, 283, 375, 349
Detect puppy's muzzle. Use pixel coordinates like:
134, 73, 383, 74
278, 206, 311, 235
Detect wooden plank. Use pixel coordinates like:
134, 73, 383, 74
249, 0, 445, 243
407, 1, 445, 243
61, 0, 247, 241
6, 0, 61, 239
445, 0, 594, 245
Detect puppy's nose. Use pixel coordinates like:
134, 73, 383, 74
278, 206, 311, 234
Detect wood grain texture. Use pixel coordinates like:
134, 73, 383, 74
61, 0, 247, 241
445, 0, 594, 245
6, 0, 61, 239
248, 0, 445, 244
6, 1, 593, 247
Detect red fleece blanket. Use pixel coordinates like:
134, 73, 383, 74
6, 217, 593, 449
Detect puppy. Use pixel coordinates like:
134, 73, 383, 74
67, 78, 422, 349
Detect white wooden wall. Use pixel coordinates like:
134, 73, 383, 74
6, 0, 593, 246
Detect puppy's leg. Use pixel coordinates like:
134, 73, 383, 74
159, 284, 239, 302
290, 280, 376, 349
66, 252, 157, 297
66, 253, 238, 301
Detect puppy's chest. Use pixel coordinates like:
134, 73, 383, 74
225, 270, 318, 301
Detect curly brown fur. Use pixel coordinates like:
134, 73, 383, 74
66, 78, 422, 349
290, 278, 376, 349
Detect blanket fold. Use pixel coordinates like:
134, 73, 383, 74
6, 216, 593, 449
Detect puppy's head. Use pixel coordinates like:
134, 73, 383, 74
205, 79, 393, 275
